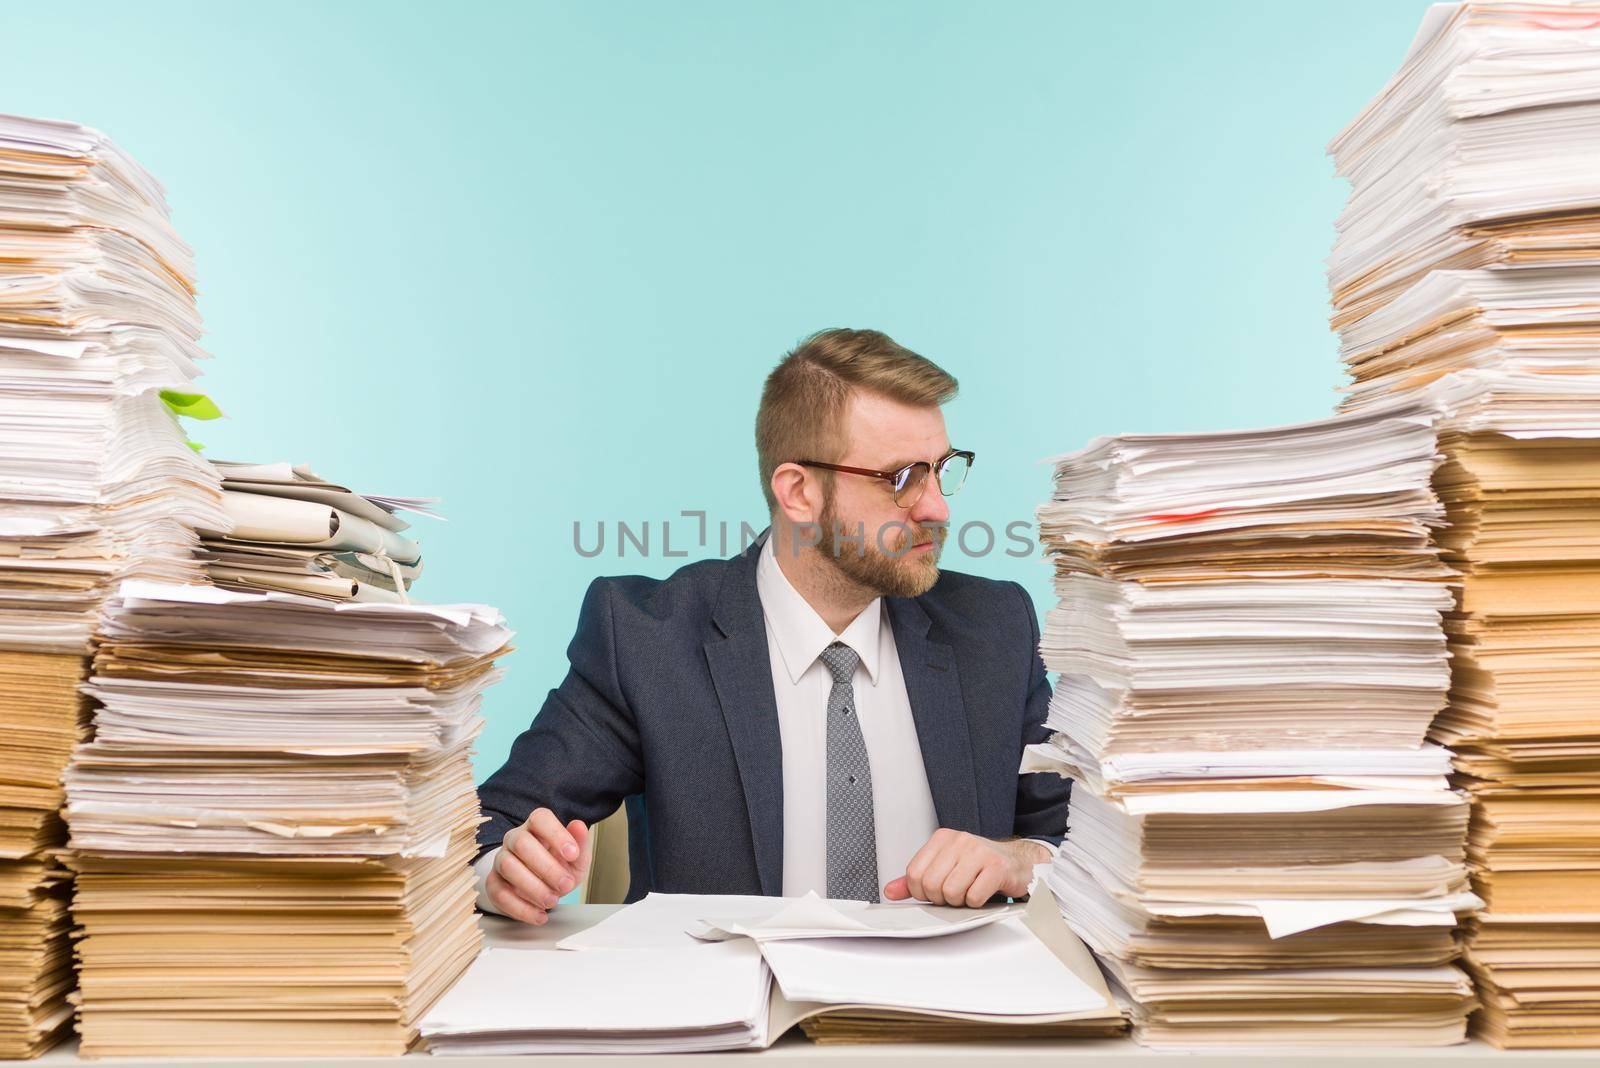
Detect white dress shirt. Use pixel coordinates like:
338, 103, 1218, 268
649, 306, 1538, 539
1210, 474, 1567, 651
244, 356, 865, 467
754, 535, 940, 898
476, 537, 940, 911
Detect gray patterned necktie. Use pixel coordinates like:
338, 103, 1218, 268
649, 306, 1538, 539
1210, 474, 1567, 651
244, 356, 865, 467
819, 641, 879, 902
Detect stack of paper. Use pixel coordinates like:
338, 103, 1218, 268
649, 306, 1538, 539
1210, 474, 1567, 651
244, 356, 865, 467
0, 654, 85, 1058
1327, 2, 1600, 420
0, 113, 223, 1059
1426, 432, 1600, 1046
198, 461, 437, 603
421, 891, 1123, 1053
1329, 5, 1600, 1046
425, 940, 774, 1055
0, 854, 71, 1058
63, 581, 510, 1056
0, 113, 223, 652
1029, 402, 1478, 1047
1035, 399, 1455, 755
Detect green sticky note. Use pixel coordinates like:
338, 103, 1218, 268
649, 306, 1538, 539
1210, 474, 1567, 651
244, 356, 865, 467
160, 390, 223, 421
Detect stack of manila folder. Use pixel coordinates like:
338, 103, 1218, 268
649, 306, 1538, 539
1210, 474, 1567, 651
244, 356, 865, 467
199, 460, 439, 604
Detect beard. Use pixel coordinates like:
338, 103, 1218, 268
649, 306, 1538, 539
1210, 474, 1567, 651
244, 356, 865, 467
816, 495, 947, 598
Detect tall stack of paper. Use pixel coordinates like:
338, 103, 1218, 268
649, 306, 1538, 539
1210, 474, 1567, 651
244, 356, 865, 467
1027, 400, 1478, 1048
1422, 432, 1600, 1046
198, 461, 437, 603
63, 582, 510, 1056
0, 114, 223, 1058
1329, 4, 1600, 1047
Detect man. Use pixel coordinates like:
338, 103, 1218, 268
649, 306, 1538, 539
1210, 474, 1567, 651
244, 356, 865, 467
475, 328, 1067, 924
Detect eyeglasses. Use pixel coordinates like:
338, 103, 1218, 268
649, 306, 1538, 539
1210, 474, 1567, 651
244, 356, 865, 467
795, 449, 974, 508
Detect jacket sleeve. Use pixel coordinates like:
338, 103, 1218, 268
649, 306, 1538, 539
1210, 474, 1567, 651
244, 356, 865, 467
1010, 580, 1070, 845
474, 577, 645, 861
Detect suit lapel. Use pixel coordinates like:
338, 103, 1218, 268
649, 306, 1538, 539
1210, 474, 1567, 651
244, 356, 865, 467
887, 595, 982, 833
705, 537, 785, 896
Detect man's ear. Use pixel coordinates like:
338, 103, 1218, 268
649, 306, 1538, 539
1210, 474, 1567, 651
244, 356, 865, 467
769, 462, 820, 524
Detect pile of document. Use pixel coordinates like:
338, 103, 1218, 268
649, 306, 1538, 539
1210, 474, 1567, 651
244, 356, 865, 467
1328, 3, 1600, 1047
0, 114, 223, 1058
63, 581, 510, 1056
0, 113, 223, 652
0, 654, 84, 1058
1426, 433, 1600, 1047
1027, 401, 1479, 1047
421, 890, 1124, 1053
1325, 0, 1600, 434
1327, 2, 1600, 418
198, 461, 436, 602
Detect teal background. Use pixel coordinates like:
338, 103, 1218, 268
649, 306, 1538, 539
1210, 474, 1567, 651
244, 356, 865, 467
1, 0, 1435, 780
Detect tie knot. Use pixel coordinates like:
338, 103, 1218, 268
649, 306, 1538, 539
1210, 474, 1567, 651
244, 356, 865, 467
819, 641, 859, 684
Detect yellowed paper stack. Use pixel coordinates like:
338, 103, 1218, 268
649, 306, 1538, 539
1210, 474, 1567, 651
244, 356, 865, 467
1026, 400, 1478, 1048
0, 113, 225, 1059
1329, 3, 1600, 1047
0, 656, 83, 1057
1412, 432, 1599, 1044
198, 461, 438, 603
64, 582, 511, 1056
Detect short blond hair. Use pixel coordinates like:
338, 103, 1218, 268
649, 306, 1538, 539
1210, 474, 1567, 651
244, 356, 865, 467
755, 329, 959, 512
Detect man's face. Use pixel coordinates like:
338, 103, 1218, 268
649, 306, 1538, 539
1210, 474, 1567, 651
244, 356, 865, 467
815, 391, 952, 598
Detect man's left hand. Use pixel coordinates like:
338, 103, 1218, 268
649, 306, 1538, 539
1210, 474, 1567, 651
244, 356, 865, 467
882, 828, 1051, 907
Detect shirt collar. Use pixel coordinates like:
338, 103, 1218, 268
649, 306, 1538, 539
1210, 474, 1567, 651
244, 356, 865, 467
756, 535, 882, 687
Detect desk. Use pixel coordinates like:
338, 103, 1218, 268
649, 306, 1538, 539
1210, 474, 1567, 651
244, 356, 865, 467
9, 905, 1596, 1066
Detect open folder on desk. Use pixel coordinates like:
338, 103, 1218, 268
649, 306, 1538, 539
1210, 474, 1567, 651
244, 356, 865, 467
419, 891, 1125, 1053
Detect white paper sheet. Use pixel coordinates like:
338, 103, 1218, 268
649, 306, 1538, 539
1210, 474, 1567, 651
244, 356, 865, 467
690, 891, 1017, 942
556, 893, 792, 951
757, 916, 1108, 1016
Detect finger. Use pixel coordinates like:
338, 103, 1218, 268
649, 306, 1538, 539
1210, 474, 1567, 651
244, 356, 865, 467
496, 848, 562, 910
965, 863, 1006, 909
882, 876, 911, 901
508, 825, 580, 897
940, 852, 987, 909
488, 872, 545, 924
917, 848, 961, 906
903, 838, 943, 903
568, 819, 593, 880
486, 869, 549, 925
505, 824, 569, 877
530, 808, 581, 863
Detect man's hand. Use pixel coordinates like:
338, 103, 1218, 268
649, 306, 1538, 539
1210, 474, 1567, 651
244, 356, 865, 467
882, 828, 1050, 907
484, 808, 592, 925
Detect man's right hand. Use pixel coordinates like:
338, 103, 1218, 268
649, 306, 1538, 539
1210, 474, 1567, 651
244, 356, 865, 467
484, 808, 591, 925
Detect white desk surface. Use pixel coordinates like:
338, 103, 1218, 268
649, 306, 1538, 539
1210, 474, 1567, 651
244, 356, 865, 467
9, 904, 1597, 1066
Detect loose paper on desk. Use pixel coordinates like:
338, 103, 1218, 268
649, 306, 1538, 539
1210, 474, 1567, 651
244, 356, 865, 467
760, 916, 1107, 1016
689, 891, 1019, 942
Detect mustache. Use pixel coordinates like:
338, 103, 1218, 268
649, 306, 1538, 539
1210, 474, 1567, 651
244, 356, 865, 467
897, 522, 948, 550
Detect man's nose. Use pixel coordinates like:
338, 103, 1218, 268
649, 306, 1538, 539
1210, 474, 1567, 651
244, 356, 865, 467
909, 481, 950, 525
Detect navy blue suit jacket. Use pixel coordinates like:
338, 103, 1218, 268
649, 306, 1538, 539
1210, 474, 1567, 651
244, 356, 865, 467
476, 533, 1068, 903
